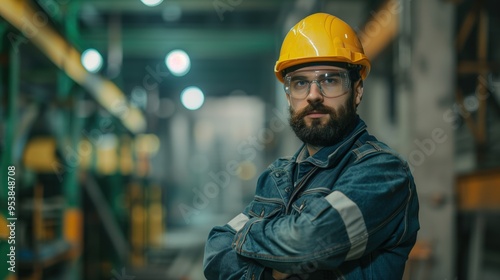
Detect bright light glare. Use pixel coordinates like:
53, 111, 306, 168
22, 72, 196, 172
181, 86, 204, 110
165, 49, 190, 77
141, 0, 163, 7
81, 48, 103, 73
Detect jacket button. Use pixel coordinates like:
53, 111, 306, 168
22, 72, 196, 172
275, 172, 281, 178
285, 187, 290, 193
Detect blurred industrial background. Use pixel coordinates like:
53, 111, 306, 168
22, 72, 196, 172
0, 0, 499, 279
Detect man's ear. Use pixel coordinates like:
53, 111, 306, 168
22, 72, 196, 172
355, 81, 364, 106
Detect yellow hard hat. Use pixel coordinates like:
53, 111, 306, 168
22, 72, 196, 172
275, 13, 371, 83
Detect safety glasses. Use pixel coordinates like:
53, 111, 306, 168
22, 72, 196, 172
284, 69, 351, 99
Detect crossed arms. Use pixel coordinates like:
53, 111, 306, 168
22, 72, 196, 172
203, 155, 416, 279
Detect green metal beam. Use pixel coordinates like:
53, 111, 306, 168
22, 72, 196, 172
80, 28, 276, 58
65, 0, 82, 49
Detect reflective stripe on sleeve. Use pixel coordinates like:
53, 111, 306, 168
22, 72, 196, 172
227, 213, 249, 232
325, 191, 368, 260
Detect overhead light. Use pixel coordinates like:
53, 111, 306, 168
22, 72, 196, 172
81, 48, 103, 73
141, 0, 163, 7
181, 86, 204, 110
165, 49, 190, 77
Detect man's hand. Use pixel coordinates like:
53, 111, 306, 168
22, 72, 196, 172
272, 269, 291, 280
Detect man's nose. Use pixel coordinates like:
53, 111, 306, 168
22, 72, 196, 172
306, 81, 324, 103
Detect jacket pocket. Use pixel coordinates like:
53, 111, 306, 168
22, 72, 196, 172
248, 200, 283, 218
291, 200, 307, 214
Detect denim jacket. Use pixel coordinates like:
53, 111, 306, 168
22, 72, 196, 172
204, 118, 420, 280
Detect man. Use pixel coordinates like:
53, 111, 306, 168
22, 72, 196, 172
203, 13, 419, 280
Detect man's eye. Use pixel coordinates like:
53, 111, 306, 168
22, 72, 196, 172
321, 77, 342, 87
293, 80, 309, 88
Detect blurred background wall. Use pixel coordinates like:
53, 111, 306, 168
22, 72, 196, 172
0, 0, 499, 279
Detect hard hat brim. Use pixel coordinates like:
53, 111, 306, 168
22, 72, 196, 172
275, 56, 370, 83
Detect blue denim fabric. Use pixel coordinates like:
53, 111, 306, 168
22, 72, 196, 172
204, 117, 420, 279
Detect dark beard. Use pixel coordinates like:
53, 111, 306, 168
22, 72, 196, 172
289, 95, 357, 147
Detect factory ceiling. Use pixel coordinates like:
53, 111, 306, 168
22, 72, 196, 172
2, 0, 385, 133
29, 0, 378, 100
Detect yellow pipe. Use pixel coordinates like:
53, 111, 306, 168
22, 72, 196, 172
360, 0, 400, 60
0, 0, 146, 133
0, 1, 86, 82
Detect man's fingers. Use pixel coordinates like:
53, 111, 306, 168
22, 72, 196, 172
272, 269, 291, 280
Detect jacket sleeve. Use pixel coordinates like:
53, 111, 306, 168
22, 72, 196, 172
231, 153, 419, 274
204, 214, 267, 280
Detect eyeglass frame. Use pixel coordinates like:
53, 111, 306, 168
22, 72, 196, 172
283, 68, 352, 100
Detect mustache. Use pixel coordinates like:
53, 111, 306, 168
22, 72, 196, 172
293, 103, 336, 119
